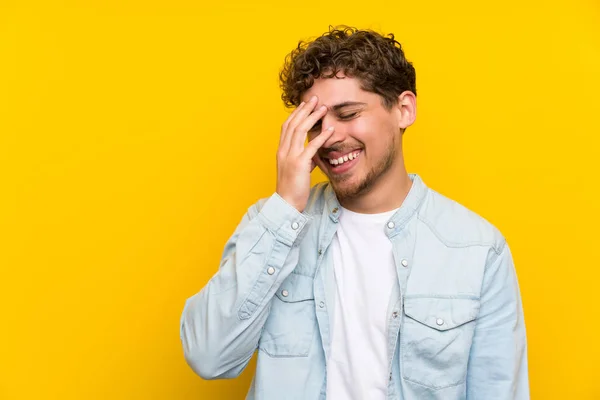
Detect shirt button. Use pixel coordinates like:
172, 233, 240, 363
291, 221, 299, 230
267, 267, 275, 275
401, 259, 409, 267
436, 318, 444, 326
332, 207, 338, 213
318, 249, 323, 256
392, 311, 399, 319
387, 221, 395, 229
281, 289, 289, 297
319, 301, 325, 308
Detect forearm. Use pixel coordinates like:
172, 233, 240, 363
180, 193, 310, 379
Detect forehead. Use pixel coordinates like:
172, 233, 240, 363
301, 75, 379, 109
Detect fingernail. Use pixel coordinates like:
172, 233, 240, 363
327, 126, 334, 131
311, 96, 317, 102
320, 105, 327, 111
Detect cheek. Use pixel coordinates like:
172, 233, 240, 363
356, 115, 395, 144
348, 118, 377, 146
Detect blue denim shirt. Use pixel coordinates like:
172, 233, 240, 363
180, 174, 529, 399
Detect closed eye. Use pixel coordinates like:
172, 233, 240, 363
309, 112, 359, 133
339, 112, 358, 119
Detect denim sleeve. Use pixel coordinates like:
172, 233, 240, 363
179, 192, 310, 379
467, 241, 530, 399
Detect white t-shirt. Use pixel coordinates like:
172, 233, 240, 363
325, 206, 398, 400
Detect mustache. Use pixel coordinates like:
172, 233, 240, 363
319, 144, 363, 157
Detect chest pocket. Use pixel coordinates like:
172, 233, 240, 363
401, 296, 480, 389
259, 272, 317, 357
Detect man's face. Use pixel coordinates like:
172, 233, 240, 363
301, 74, 404, 201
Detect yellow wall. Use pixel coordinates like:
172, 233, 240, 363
1, 0, 599, 398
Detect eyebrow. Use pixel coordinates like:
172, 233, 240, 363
328, 101, 367, 111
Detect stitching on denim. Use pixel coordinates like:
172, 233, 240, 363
404, 311, 478, 330
237, 238, 276, 320
239, 297, 259, 320
403, 375, 467, 390
257, 300, 316, 357
256, 203, 297, 247
404, 294, 480, 300
289, 268, 315, 278
401, 296, 474, 390
417, 213, 500, 252
387, 185, 429, 239
257, 346, 311, 358
275, 272, 315, 302
401, 314, 470, 390
386, 298, 402, 387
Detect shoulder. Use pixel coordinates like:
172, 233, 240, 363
417, 187, 506, 254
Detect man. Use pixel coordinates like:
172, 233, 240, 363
180, 26, 529, 399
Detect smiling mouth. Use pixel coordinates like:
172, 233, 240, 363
320, 150, 362, 174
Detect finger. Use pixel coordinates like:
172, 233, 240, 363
303, 126, 335, 160
282, 96, 318, 153
290, 104, 328, 154
287, 95, 318, 131
279, 101, 306, 148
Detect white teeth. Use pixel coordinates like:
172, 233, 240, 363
328, 151, 361, 165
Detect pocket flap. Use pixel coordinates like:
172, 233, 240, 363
404, 297, 480, 331
275, 272, 315, 303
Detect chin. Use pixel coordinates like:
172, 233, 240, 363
330, 176, 364, 200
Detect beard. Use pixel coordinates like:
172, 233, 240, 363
328, 134, 397, 201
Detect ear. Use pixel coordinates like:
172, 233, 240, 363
394, 90, 417, 130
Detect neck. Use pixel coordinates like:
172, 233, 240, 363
339, 163, 413, 214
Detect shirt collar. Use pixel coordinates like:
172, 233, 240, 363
323, 173, 428, 229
